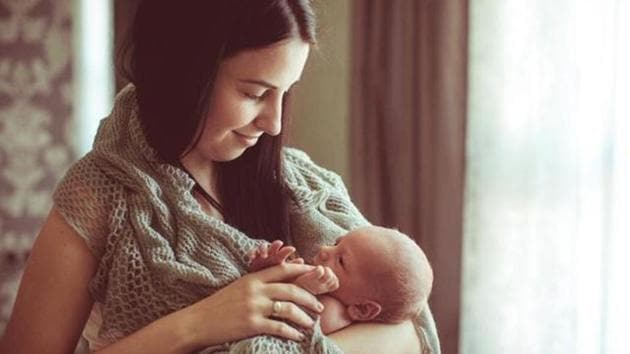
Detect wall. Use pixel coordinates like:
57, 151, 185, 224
288, 0, 351, 183
0, 0, 74, 333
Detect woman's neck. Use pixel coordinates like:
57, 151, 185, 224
179, 151, 217, 194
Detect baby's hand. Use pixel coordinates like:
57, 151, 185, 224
248, 240, 303, 272
294, 265, 339, 295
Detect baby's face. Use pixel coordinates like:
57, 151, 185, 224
311, 227, 389, 304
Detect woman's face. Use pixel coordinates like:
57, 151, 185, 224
189, 38, 310, 163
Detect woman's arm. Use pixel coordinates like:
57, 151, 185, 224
96, 262, 326, 353
0, 208, 99, 354
0, 208, 210, 354
329, 320, 421, 354
0, 208, 325, 354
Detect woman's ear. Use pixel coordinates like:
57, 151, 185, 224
347, 300, 382, 321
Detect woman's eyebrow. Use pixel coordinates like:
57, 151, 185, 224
239, 79, 278, 90
239, 79, 300, 91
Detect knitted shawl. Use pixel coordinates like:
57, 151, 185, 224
53, 85, 440, 353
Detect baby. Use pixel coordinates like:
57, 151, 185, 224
248, 225, 433, 334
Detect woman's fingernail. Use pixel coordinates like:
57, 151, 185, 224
317, 302, 324, 311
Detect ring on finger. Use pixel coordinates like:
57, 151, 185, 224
271, 301, 283, 317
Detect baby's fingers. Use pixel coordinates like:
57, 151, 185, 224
323, 267, 339, 290
248, 247, 262, 260
288, 257, 305, 264
321, 266, 336, 280
313, 265, 326, 279
269, 246, 296, 264
268, 240, 284, 255
260, 244, 270, 259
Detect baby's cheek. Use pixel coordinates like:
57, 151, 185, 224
330, 280, 352, 303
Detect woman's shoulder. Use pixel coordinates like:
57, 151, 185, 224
53, 152, 122, 260
55, 152, 122, 199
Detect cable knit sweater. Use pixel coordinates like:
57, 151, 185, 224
53, 85, 440, 353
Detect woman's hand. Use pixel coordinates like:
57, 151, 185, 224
180, 262, 325, 350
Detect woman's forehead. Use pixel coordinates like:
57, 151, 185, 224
220, 38, 310, 90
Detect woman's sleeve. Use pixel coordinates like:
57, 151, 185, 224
415, 304, 442, 354
52, 154, 118, 261
284, 148, 442, 353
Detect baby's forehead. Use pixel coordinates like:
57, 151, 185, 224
355, 248, 391, 273
347, 235, 395, 271
347, 227, 398, 248
346, 226, 390, 241
350, 227, 419, 266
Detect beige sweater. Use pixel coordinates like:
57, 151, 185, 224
54, 85, 440, 353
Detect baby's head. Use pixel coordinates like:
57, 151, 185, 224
311, 225, 433, 323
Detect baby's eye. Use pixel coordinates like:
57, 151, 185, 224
338, 256, 344, 267
334, 239, 340, 246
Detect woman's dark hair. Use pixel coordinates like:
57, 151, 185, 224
118, 0, 317, 242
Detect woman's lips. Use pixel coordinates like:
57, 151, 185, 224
233, 131, 261, 146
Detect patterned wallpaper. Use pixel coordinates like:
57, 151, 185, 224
0, 0, 74, 334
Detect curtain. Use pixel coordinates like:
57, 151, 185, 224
461, 0, 630, 353
350, 1, 468, 353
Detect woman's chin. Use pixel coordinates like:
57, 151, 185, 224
213, 147, 249, 162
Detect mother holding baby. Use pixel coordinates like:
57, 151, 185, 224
0, 1, 440, 353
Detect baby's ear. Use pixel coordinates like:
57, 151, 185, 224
347, 300, 381, 321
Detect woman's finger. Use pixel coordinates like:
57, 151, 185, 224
265, 282, 324, 314
267, 300, 315, 329
257, 317, 305, 342
255, 262, 315, 283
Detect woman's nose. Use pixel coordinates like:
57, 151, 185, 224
255, 98, 282, 136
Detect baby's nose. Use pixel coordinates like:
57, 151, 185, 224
316, 246, 332, 264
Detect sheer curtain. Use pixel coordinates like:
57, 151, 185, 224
461, 0, 629, 353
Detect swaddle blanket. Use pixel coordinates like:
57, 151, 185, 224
54, 84, 439, 353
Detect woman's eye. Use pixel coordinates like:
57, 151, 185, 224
244, 92, 264, 101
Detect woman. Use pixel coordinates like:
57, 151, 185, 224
0, 1, 440, 353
